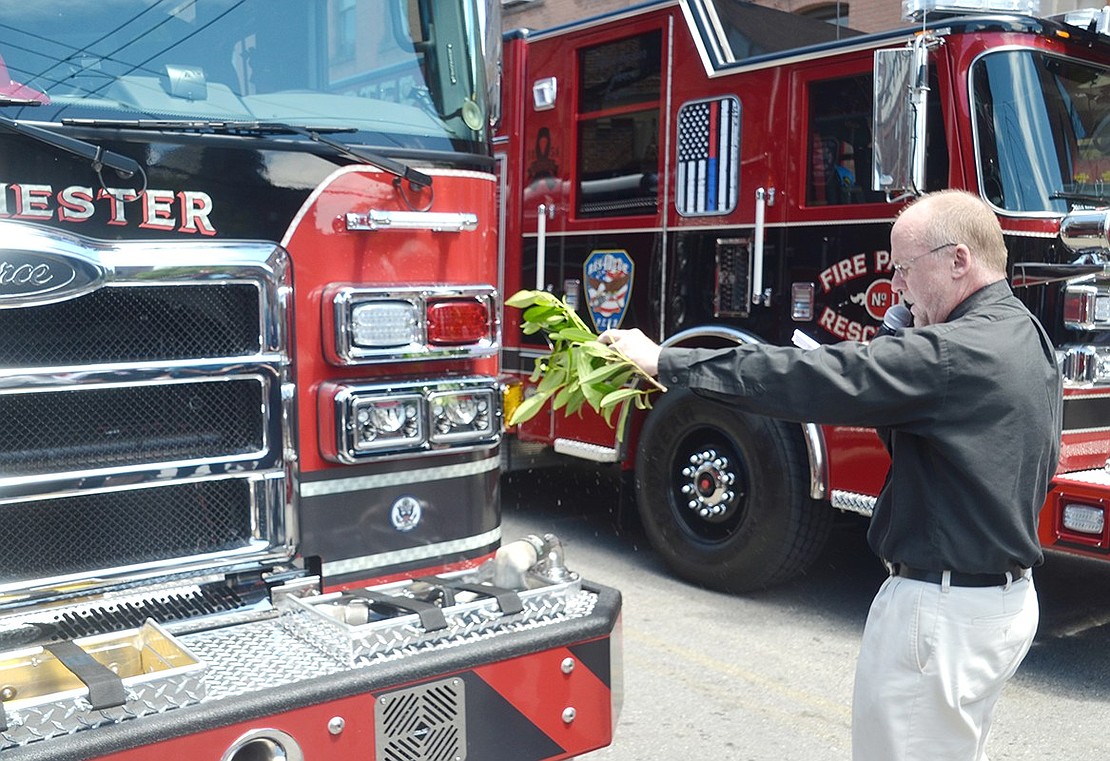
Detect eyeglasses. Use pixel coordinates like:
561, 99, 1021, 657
891, 242, 957, 278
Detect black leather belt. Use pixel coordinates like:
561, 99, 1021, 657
893, 564, 1024, 588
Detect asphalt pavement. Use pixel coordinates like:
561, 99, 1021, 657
501, 463, 1110, 760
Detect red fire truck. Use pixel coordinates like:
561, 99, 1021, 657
497, 0, 1110, 593
0, 2, 620, 760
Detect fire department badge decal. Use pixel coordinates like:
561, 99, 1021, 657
584, 249, 634, 332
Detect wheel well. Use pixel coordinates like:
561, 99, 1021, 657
652, 325, 829, 500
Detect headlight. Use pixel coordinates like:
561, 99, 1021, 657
1062, 345, 1110, 386
324, 378, 501, 462
327, 285, 498, 364
429, 388, 496, 443
351, 395, 423, 452
1062, 503, 1105, 535
1063, 284, 1110, 330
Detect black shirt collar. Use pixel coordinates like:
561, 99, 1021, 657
945, 278, 1011, 323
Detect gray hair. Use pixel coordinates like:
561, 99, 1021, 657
900, 190, 1008, 273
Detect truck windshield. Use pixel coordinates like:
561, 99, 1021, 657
973, 49, 1110, 213
0, 0, 490, 153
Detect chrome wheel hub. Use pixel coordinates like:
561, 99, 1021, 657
680, 448, 736, 520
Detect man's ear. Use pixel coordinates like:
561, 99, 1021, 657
950, 243, 972, 278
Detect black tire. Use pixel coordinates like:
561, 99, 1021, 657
634, 388, 832, 592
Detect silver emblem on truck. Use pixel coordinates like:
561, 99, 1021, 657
0, 250, 106, 307
390, 496, 423, 532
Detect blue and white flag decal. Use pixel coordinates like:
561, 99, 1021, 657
584, 249, 634, 333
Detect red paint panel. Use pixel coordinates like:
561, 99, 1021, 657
474, 641, 615, 758
282, 166, 497, 475
92, 693, 375, 761
824, 425, 889, 496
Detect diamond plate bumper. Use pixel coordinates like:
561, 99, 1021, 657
0, 579, 621, 761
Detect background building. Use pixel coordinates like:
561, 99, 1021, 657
502, 0, 1104, 35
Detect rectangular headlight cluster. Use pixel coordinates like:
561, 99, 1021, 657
1064, 283, 1110, 330
327, 285, 498, 365
328, 378, 500, 462
1061, 345, 1110, 386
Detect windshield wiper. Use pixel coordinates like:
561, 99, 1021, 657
0, 96, 48, 107
0, 114, 139, 178
63, 118, 432, 189
1051, 190, 1110, 205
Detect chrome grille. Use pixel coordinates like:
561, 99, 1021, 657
0, 222, 292, 600
0, 283, 261, 367
0, 378, 266, 477
0, 479, 254, 584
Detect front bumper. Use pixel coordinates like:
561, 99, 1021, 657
1, 581, 622, 761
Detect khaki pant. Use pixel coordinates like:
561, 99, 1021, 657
852, 571, 1038, 761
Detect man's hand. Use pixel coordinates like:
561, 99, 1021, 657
598, 328, 663, 377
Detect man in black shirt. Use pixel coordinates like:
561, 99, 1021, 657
600, 190, 1062, 760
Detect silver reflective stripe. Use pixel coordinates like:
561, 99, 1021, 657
322, 527, 501, 577
300, 457, 499, 497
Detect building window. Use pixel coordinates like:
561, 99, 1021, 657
335, 0, 356, 61
801, 3, 850, 27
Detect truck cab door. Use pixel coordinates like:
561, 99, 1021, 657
516, 18, 670, 459
509, 29, 575, 447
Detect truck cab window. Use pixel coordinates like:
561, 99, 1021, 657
0, 0, 489, 152
806, 74, 885, 206
575, 30, 662, 218
974, 51, 1110, 213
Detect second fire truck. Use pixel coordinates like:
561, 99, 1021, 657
0, 1, 620, 760
497, 0, 1110, 592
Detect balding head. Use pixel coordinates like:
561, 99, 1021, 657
889, 190, 1009, 326
897, 190, 1009, 276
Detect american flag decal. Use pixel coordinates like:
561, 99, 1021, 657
676, 96, 740, 215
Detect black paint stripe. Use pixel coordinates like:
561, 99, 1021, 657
460, 672, 565, 760
1063, 395, 1110, 432
568, 637, 613, 689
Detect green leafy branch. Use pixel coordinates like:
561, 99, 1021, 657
505, 289, 666, 440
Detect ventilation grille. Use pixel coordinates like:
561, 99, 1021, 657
0, 283, 261, 367
0, 583, 247, 650
0, 378, 266, 477
48, 583, 247, 639
0, 479, 254, 583
714, 238, 751, 318
376, 678, 467, 761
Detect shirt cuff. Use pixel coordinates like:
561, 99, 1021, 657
658, 347, 694, 388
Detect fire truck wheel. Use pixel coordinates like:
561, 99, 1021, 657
634, 388, 832, 592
